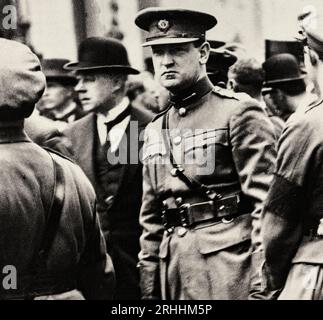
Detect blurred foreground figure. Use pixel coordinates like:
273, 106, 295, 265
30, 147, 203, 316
0, 39, 115, 300
262, 23, 323, 300
135, 7, 276, 300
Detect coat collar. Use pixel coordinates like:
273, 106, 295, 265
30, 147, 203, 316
0, 121, 31, 144
169, 76, 214, 108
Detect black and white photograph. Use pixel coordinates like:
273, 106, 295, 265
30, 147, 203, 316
0, 0, 322, 311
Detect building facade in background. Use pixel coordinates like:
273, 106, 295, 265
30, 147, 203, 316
3, 0, 323, 68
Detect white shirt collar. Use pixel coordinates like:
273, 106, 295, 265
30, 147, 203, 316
97, 97, 131, 151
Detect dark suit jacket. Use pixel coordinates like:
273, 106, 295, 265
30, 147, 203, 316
63, 105, 152, 299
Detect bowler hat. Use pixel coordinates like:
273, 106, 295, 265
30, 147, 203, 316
262, 53, 305, 86
135, 7, 217, 47
265, 39, 305, 68
42, 59, 77, 86
64, 37, 139, 74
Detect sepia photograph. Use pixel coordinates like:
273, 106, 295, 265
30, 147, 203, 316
0, 0, 322, 311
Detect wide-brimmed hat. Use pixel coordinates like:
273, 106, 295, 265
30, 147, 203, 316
42, 59, 77, 86
262, 53, 306, 86
207, 40, 238, 75
135, 7, 217, 47
64, 37, 139, 74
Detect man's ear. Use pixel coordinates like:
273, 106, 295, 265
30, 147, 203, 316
199, 41, 210, 65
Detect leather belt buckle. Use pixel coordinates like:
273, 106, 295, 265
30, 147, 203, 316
179, 204, 193, 227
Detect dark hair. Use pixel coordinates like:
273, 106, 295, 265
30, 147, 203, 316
228, 58, 264, 97
272, 79, 306, 96
126, 80, 145, 101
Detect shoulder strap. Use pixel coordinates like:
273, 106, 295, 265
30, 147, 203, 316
161, 113, 220, 201
30, 152, 66, 270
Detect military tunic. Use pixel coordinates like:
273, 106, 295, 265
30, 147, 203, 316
262, 99, 323, 299
139, 77, 276, 300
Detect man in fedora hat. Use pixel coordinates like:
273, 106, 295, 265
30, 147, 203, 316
261, 21, 323, 299
135, 7, 276, 300
262, 53, 315, 121
62, 37, 152, 300
37, 59, 83, 124
207, 40, 237, 88
0, 38, 115, 300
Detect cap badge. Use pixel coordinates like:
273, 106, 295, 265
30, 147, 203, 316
157, 19, 170, 32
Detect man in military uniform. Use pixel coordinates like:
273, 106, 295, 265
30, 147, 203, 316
262, 22, 323, 300
135, 7, 276, 300
0, 38, 115, 300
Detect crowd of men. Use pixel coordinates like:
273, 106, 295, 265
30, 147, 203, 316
1, 5, 323, 300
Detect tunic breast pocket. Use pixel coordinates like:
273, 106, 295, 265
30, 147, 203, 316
142, 141, 167, 163
183, 129, 230, 176
142, 141, 168, 191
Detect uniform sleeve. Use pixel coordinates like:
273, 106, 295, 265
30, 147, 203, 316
230, 100, 277, 250
262, 116, 315, 290
230, 100, 277, 299
138, 136, 164, 300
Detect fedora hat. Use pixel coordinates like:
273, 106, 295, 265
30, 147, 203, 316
262, 53, 306, 86
64, 37, 139, 74
207, 40, 238, 74
42, 59, 77, 85
135, 7, 217, 47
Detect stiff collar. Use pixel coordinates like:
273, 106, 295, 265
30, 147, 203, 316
169, 76, 213, 108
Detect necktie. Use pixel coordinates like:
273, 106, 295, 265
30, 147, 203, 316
104, 106, 131, 160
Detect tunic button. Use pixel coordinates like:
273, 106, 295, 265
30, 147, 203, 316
178, 108, 187, 117
177, 227, 187, 237
173, 136, 182, 145
105, 195, 115, 208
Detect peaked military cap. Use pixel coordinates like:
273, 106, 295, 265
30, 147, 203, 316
135, 7, 217, 47
305, 27, 323, 59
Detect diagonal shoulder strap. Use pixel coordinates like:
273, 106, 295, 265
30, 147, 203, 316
161, 112, 221, 201
39, 152, 65, 261
30, 151, 66, 270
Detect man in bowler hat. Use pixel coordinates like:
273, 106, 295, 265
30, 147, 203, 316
63, 37, 152, 300
0, 38, 115, 300
135, 7, 276, 299
262, 53, 315, 121
262, 21, 323, 300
